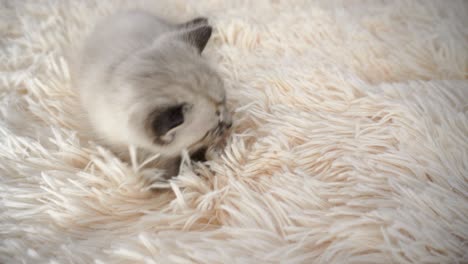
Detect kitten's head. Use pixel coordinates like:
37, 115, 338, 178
116, 24, 231, 159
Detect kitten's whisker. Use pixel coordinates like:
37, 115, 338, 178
138, 153, 161, 170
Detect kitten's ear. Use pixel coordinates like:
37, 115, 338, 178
148, 104, 186, 144
181, 25, 212, 54
178, 17, 208, 29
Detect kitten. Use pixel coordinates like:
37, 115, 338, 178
73, 10, 231, 179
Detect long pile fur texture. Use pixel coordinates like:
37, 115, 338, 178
1, 0, 467, 263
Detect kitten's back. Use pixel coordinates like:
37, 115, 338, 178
78, 11, 172, 73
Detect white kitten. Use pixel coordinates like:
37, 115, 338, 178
73, 10, 231, 178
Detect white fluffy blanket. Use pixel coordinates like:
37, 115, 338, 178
1, 0, 467, 263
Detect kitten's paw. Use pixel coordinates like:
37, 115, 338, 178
190, 147, 207, 162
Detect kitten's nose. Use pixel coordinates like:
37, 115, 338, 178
224, 120, 232, 129
219, 120, 232, 130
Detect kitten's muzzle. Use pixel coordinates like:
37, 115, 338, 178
221, 120, 232, 129
217, 120, 232, 135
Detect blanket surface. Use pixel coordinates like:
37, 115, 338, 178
1, 0, 467, 263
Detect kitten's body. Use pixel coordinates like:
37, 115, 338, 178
74, 10, 231, 178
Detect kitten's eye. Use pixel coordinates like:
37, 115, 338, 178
151, 104, 186, 137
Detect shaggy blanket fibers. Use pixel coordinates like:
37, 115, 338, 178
1, 0, 467, 263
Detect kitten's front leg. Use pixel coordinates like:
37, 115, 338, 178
161, 147, 207, 179
159, 156, 182, 180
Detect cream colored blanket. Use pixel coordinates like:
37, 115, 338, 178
1, 0, 467, 263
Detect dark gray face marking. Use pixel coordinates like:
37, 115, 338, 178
147, 104, 187, 145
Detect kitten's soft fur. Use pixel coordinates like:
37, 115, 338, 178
73, 10, 231, 178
